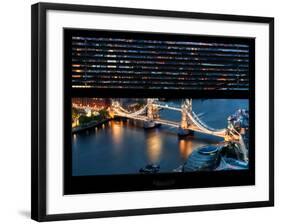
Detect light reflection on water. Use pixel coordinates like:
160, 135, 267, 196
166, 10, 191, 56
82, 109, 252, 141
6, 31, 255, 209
111, 121, 123, 146
146, 130, 162, 163
109, 120, 197, 165
178, 139, 193, 160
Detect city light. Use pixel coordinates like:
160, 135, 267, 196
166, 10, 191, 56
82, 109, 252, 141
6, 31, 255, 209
71, 35, 250, 90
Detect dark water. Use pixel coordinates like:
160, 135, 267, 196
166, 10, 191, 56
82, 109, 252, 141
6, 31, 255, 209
72, 99, 248, 176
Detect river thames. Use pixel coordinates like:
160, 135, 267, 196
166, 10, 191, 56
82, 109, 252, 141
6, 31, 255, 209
72, 99, 248, 176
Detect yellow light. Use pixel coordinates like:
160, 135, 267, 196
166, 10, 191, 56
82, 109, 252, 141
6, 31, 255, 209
146, 132, 162, 163
179, 139, 193, 160
111, 121, 123, 146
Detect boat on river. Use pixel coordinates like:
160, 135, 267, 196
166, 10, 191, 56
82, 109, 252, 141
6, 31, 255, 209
139, 164, 160, 173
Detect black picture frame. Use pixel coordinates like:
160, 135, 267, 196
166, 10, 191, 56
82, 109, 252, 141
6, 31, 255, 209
63, 28, 256, 195
31, 2, 274, 222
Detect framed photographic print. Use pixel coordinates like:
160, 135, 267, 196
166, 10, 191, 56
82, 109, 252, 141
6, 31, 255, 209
31, 2, 274, 222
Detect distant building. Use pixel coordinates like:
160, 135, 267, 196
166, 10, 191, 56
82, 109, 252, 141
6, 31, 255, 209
72, 98, 110, 109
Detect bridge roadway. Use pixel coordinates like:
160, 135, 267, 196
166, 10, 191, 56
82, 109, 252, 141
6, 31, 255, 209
114, 110, 226, 139
152, 103, 182, 112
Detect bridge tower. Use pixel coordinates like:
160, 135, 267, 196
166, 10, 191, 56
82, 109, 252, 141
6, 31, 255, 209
186, 99, 192, 111
181, 99, 192, 128
146, 98, 154, 120
178, 99, 194, 137
144, 98, 157, 129
180, 102, 188, 129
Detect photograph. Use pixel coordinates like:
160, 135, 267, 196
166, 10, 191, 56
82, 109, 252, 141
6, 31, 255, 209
72, 97, 249, 176
63, 28, 255, 194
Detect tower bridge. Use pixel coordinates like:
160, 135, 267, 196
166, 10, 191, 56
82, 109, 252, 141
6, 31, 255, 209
74, 98, 248, 161
111, 98, 243, 143
111, 98, 248, 162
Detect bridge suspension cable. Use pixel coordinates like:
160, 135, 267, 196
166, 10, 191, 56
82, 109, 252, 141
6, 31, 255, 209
187, 111, 226, 135
114, 105, 148, 117
153, 103, 181, 111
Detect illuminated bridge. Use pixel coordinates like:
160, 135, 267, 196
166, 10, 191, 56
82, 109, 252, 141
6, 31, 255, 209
111, 99, 248, 161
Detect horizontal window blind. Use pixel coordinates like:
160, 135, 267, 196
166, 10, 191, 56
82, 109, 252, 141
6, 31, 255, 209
71, 34, 250, 91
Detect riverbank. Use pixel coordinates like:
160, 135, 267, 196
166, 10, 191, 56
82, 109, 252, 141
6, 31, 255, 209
72, 118, 111, 133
